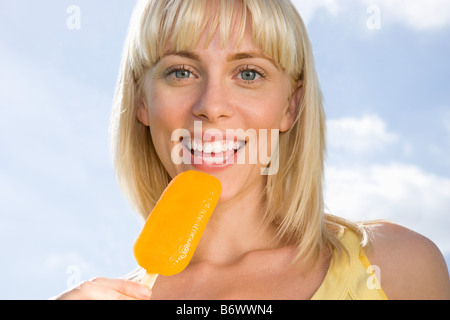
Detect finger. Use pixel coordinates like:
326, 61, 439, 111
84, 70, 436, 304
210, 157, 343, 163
91, 277, 152, 300
56, 280, 140, 300
73, 280, 138, 300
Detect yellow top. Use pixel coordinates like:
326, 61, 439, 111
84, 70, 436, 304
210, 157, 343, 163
311, 229, 389, 300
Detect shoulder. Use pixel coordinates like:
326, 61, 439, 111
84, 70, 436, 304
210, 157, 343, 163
363, 221, 450, 300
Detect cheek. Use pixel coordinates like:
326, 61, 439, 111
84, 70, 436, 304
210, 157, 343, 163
240, 90, 288, 130
145, 88, 191, 169
146, 85, 191, 130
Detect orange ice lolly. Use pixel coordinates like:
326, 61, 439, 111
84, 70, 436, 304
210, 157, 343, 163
133, 170, 221, 288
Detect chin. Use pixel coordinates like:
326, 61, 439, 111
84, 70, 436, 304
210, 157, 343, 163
208, 165, 266, 204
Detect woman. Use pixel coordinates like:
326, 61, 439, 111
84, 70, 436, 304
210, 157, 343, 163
56, 0, 450, 300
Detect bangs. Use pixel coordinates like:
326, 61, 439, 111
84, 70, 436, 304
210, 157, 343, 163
130, 0, 305, 81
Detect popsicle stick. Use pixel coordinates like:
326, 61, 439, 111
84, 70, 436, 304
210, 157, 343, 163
140, 272, 159, 289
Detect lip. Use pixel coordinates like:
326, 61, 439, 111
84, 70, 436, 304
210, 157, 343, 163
180, 137, 246, 173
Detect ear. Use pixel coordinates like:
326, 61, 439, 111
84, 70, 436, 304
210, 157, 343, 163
136, 96, 150, 127
280, 80, 303, 132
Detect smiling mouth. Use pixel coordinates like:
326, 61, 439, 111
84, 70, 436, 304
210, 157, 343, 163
180, 137, 246, 165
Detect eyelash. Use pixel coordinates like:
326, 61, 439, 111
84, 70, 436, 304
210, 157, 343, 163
164, 65, 196, 79
163, 64, 267, 84
235, 65, 267, 84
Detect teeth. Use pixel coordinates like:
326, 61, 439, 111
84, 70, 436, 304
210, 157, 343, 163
201, 153, 232, 164
203, 142, 213, 153
213, 141, 223, 153
183, 138, 245, 154
192, 140, 202, 152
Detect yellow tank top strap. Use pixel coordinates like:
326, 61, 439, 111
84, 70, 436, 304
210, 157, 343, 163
311, 229, 388, 300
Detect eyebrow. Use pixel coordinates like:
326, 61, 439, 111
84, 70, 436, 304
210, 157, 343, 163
162, 50, 278, 68
163, 50, 201, 61
226, 51, 278, 68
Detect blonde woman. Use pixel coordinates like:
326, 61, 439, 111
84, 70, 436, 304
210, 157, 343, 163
55, 0, 450, 300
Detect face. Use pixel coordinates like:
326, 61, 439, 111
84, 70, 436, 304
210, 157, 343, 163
137, 16, 302, 203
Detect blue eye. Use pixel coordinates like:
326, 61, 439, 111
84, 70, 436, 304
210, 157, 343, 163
164, 65, 196, 81
241, 70, 257, 81
175, 70, 191, 79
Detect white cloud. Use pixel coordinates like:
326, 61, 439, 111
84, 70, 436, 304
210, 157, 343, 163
365, 0, 450, 30
291, 0, 450, 30
325, 162, 450, 254
327, 114, 398, 153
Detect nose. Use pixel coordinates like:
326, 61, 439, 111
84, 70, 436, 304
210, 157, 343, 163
192, 77, 233, 123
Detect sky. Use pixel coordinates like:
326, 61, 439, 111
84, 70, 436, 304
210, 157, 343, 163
0, 0, 449, 299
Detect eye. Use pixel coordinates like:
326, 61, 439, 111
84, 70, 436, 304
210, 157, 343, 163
175, 70, 191, 79
241, 70, 257, 81
164, 65, 196, 81
235, 66, 266, 84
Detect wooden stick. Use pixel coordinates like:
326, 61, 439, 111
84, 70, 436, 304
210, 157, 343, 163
140, 273, 159, 289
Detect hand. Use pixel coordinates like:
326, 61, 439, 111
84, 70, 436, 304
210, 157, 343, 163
52, 277, 152, 300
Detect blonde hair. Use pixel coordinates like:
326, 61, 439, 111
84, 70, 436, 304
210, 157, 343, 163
111, 0, 365, 265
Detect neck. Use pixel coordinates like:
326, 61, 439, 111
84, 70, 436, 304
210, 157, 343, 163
191, 179, 279, 265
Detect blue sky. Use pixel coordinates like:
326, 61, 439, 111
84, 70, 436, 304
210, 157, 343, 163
0, 0, 449, 299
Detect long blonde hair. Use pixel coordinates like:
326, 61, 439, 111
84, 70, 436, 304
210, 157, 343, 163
110, 0, 365, 265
